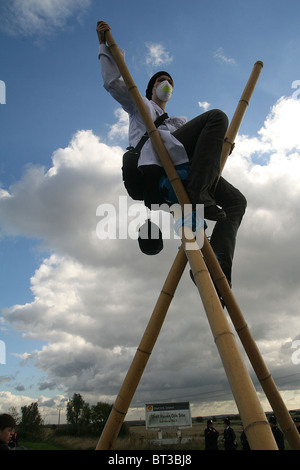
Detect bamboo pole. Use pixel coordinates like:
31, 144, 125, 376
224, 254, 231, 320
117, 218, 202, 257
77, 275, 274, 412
96, 245, 188, 450
202, 238, 300, 449
200, 60, 300, 450
96, 28, 278, 450
220, 60, 263, 173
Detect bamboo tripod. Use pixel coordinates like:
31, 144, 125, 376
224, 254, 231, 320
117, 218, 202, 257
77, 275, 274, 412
96, 28, 300, 451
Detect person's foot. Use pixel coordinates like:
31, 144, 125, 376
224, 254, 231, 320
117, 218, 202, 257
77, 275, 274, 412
204, 205, 226, 221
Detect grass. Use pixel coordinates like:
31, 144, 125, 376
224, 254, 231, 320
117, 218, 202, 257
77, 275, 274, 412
19, 440, 65, 450
17, 419, 290, 450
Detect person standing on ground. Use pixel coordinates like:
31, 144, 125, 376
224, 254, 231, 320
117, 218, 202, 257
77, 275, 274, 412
223, 418, 237, 450
269, 416, 285, 450
204, 419, 219, 450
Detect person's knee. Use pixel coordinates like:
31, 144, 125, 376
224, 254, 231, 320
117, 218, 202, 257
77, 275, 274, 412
225, 189, 247, 218
239, 192, 247, 213
210, 109, 229, 128
235, 191, 247, 216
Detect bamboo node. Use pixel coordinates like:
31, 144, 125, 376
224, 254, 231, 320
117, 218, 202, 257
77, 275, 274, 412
239, 98, 249, 106
214, 331, 235, 343
259, 374, 272, 382
213, 274, 227, 283
244, 419, 269, 433
193, 269, 208, 278
148, 128, 158, 135
224, 137, 234, 146
128, 85, 138, 92
112, 405, 127, 416
236, 323, 248, 333
169, 176, 181, 184
161, 289, 174, 298
283, 423, 298, 434
137, 347, 151, 356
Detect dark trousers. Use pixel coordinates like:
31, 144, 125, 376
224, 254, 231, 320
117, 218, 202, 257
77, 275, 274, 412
173, 110, 247, 284
210, 177, 247, 284
172, 109, 228, 206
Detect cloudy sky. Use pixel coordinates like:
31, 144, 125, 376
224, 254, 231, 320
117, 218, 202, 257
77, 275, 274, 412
1, 0, 300, 425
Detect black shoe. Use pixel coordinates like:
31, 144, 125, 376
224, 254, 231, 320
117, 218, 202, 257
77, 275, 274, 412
204, 205, 226, 222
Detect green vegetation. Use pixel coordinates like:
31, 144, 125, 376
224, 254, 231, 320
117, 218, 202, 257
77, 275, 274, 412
15, 416, 295, 450
8, 398, 300, 450
17, 440, 65, 450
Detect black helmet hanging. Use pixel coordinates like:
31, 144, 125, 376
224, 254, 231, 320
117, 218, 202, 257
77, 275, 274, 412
138, 219, 163, 255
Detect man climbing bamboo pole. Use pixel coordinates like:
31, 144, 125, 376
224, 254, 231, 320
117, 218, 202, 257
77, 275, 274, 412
98, 21, 245, 288
95, 21, 278, 450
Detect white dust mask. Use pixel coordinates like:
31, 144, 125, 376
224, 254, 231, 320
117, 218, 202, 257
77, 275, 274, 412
155, 80, 173, 102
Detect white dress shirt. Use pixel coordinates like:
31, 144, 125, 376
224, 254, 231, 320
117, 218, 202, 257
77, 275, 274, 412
98, 44, 189, 168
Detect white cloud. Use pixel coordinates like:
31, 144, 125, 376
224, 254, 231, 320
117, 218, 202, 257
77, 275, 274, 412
0, 391, 67, 424
0, 129, 123, 264
198, 101, 210, 111
0, 0, 91, 37
145, 42, 173, 67
108, 108, 129, 142
1, 94, 300, 418
257, 96, 300, 153
214, 47, 236, 65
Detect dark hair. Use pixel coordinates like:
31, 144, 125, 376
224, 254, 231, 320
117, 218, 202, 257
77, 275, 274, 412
0, 414, 16, 431
145, 71, 173, 100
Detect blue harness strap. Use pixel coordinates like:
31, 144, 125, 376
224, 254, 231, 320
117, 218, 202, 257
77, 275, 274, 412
158, 163, 190, 204
174, 211, 207, 235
